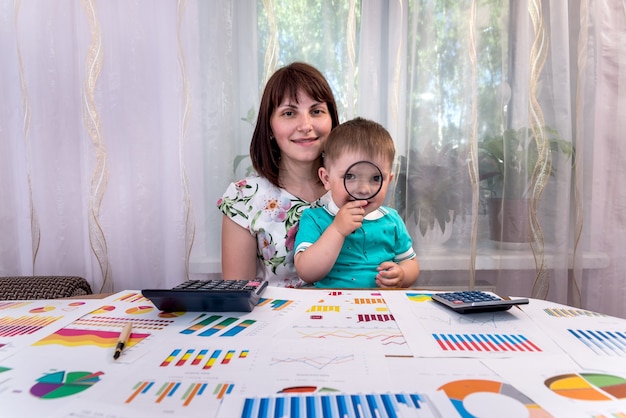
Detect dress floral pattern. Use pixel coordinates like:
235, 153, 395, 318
217, 176, 312, 287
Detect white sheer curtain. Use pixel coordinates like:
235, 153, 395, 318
1, 1, 624, 318
1, 0, 207, 292
582, 1, 626, 318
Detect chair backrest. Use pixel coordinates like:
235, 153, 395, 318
0, 276, 93, 300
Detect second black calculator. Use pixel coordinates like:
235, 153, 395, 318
431, 290, 529, 314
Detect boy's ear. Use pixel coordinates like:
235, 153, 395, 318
318, 167, 331, 190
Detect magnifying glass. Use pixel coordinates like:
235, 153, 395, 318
343, 160, 384, 201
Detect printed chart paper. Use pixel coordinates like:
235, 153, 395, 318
382, 290, 565, 358
0, 299, 99, 361
484, 356, 626, 418
517, 297, 626, 372
272, 289, 412, 356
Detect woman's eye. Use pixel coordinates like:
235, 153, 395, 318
283, 111, 294, 117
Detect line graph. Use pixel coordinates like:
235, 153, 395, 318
269, 354, 355, 370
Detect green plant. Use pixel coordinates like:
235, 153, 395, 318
406, 144, 469, 236
478, 127, 575, 199
231, 107, 257, 178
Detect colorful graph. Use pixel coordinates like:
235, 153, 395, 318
114, 293, 150, 303
307, 305, 340, 312
270, 354, 354, 370
406, 293, 433, 302
62, 301, 87, 311
568, 329, 626, 356
30, 370, 103, 399
279, 386, 339, 393
544, 307, 606, 318
233, 392, 436, 417
256, 298, 293, 310
213, 383, 235, 399
295, 329, 405, 346
158, 311, 185, 318
438, 379, 551, 417
32, 328, 150, 348
0, 315, 63, 337
73, 316, 175, 331
125, 380, 233, 405
90, 305, 115, 315
0, 301, 31, 310
126, 306, 154, 315
432, 333, 542, 352
357, 313, 394, 322
29, 306, 56, 313
353, 297, 385, 304
546, 373, 626, 401
159, 348, 249, 370
180, 315, 257, 337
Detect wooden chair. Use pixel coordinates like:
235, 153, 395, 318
0, 276, 93, 300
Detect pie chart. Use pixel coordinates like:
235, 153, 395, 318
546, 373, 626, 401
439, 379, 552, 417
29, 306, 55, 313
158, 311, 185, 318
126, 305, 154, 315
91, 305, 115, 314
30, 370, 103, 399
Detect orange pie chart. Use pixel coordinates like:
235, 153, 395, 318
29, 306, 55, 313
126, 306, 154, 315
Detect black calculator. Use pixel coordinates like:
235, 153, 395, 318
141, 279, 268, 313
431, 290, 529, 314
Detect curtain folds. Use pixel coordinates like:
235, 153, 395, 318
0, 1, 624, 318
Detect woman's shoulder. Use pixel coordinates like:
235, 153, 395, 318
219, 175, 276, 199
228, 174, 272, 189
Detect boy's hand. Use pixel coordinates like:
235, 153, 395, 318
375, 261, 404, 288
331, 200, 366, 236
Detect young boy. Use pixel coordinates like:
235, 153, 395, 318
294, 117, 420, 288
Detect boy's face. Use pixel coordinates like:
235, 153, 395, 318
319, 151, 394, 216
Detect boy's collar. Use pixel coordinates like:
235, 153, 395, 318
319, 192, 385, 220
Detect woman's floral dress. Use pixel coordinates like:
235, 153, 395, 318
217, 176, 313, 287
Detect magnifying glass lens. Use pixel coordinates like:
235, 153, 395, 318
344, 161, 384, 201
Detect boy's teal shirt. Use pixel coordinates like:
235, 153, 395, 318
295, 193, 416, 288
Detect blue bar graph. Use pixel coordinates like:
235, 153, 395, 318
569, 328, 626, 356
237, 392, 435, 417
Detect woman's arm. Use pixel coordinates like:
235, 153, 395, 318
221, 215, 258, 280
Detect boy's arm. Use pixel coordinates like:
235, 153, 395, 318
398, 257, 420, 287
376, 211, 420, 288
295, 225, 345, 283
295, 200, 366, 283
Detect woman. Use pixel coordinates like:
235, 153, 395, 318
217, 62, 340, 287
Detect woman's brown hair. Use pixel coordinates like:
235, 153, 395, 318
250, 62, 340, 187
